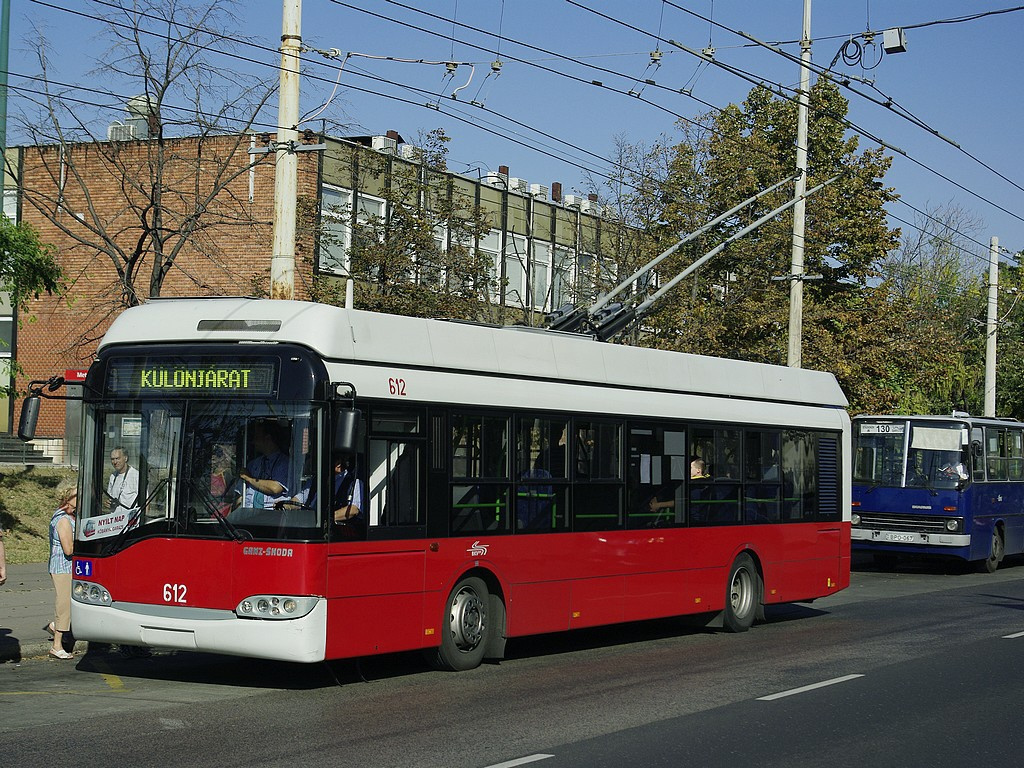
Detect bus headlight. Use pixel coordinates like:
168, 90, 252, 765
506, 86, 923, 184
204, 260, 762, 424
946, 518, 962, 532
851, 513, 861, 525
72, 579, 112, 605
235, 595, 318, 620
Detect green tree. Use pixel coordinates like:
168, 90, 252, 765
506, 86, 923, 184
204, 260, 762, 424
0, 216, 62, 305
0, 215, 63, 394
617, 79, 900, 413
869, 203, 987, 414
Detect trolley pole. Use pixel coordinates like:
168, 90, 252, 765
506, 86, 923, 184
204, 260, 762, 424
984, 236, 999, 417
787, 0, 812, 368
271, 0, 302, 300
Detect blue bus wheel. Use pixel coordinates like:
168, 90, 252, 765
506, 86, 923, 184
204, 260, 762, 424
978, 529, 1005, 574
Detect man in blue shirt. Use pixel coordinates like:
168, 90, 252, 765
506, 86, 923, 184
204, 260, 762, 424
237, 421, 290, 509
282, 452, 363, 525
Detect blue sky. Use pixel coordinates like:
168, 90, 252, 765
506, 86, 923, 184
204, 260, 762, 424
9, 1, 1023, 269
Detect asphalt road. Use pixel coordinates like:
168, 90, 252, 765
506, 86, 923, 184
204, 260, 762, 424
3, 554, 1024, 768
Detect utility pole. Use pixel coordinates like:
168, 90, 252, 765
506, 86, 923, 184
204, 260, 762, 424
787, 0, 812, 368
984, 236, 999, 417
271, 0, 302, 300
0, 0, 11, 209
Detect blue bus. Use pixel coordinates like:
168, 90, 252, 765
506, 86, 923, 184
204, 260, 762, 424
851, 414, 1024, 572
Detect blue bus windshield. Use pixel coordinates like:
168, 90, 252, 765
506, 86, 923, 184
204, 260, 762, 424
854, 420, 967, 490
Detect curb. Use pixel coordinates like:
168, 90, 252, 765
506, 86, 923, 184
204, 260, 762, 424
1, 640, 87, 663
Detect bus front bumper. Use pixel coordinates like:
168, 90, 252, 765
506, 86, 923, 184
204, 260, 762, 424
71, 598, 327, 663
851, 528, 971, 548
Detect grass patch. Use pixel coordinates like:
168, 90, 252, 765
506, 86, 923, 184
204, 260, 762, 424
0, 466, 78, 564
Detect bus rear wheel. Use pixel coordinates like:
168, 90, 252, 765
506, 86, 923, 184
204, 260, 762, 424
723, 553, 759, 633
430, 576, 490, 671
978, 528, 1005, 574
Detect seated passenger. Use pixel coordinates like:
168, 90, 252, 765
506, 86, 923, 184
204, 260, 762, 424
280, 452, 364, 528
690, 456, 710, 479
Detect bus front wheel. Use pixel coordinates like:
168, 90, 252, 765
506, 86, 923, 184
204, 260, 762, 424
723, 553, 759, 632
430, 576, 490, 671
978, 528, 1005, 574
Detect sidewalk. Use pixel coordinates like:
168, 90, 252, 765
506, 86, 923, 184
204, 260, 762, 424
0, 561, 85, 662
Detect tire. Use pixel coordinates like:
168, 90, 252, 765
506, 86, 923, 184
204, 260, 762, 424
723, 553, 759, 633
431, 576, 490, 671
978, 528, 1005, 574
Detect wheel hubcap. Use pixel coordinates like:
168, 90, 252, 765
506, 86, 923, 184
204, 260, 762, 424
449, 586, 486, 651
730, 568, 753, 617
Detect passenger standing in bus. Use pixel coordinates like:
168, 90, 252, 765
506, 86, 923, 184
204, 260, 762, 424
238, 420, 291, 509
47, 482, 77, 660
209, 444, 236, 517
106, 447, 140, 520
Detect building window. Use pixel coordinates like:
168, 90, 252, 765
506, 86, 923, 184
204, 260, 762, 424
503, 234, 528, 307
531, 241, 551, 311
318, 186, 385, 276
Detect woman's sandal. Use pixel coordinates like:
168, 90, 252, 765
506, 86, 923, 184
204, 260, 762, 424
48, 648, 74, 660
43, 622, 55, 638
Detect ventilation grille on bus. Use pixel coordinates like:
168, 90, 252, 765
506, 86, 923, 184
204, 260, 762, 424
197, 319, 282, 332
817, 436, 840, 519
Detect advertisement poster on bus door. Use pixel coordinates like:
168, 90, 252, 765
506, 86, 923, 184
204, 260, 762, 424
80, 510, 131, 540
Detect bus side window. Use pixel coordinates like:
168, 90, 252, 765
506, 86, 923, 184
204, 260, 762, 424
987, 428, 1007, 481
743, 430, 781, 524
572, 420, 623, 531
1010, 430, 1024, 480
366, 409, 423, 530
782, 431, 817, 521
515, 416, 569, 533
450, 413, 510, 535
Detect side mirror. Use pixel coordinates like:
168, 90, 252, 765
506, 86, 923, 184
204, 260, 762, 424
334, 409, 362, 454
18, 395, 41, 441
971, 441, 983, 459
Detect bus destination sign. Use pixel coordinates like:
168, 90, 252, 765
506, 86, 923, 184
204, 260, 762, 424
108, 360, 278, 397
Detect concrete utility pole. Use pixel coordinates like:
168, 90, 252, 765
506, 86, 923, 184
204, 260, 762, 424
787, 0, 812, 368
271, 0, 302, 300
0, 0, 11, 208
984, 236, 999, 417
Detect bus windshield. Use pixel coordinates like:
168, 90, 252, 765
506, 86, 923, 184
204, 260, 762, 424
854, 420, 967, 490
80, 399, 324, 546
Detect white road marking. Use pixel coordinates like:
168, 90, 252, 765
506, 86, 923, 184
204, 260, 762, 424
1002, 630, 1024, 639
758, 674, 864, 701
484, 755, 555, 768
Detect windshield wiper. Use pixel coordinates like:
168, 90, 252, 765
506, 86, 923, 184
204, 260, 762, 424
102, 477, 175, 554
181, 476, 250, 542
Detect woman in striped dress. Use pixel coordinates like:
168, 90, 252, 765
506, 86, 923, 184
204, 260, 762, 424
47, 481, 77, 660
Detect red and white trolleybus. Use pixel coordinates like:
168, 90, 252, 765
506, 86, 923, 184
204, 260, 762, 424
29, 298, 850, 669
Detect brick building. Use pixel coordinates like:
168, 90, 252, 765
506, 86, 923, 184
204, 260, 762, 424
9, 130, 623, 459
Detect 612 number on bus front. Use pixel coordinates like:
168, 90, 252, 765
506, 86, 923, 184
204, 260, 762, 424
163, 583, 188, 604
388, 377, 407, 396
